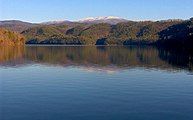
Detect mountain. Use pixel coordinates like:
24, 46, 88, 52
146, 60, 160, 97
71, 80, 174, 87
0, 17, 184, 34
0, 16, 127, 33
0, 20, 38, 33
1, 17, 193, 51
22, 20, 183, 45
40, 16, 128, 25
41, 20, 72, 25
0, 20, 86, 33
78, 16, 128, 25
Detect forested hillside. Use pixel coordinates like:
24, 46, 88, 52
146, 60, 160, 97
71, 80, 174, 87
0, 18, 192, 50
0, 28, 25, 46
22, 19, 184, 45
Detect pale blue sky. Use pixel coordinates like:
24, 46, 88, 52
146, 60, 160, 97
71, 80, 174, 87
0, 0, 192, 23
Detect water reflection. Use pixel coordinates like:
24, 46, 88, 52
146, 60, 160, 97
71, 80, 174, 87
0, 46, 192, 72
0, 46, 25, 66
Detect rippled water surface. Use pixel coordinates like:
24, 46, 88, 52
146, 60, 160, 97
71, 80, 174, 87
0, 46, 193, 120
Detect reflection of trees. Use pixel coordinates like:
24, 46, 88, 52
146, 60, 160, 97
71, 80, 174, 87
0, 46, 192, 72
25, 46, 171, 69
158, 48, 193, 71
0, 46, 25, 65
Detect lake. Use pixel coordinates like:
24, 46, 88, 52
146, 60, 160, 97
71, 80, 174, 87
0, 46, 193, 120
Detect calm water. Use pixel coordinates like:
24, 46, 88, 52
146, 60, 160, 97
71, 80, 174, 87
0, 46, 193, 120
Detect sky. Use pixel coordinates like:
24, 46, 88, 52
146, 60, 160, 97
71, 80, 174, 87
0, 0, 193, 23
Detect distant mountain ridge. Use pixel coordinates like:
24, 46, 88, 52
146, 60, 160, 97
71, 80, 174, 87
79, 16, 122, 21
41, 20, 73, 25
0, 16, 185, 33
0, 16, 128, 32
0, 20, 38, 33
78, 16, 128, 24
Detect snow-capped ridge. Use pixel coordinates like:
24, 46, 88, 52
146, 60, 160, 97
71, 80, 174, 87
38, 16, 128, 25
78, 16, 123, 22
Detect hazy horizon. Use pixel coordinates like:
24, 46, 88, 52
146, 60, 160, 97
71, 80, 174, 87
0, 16, 191, 24
0, 0, 193, 23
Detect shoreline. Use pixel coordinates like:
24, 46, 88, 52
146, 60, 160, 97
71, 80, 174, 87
25, 45, 154, 47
